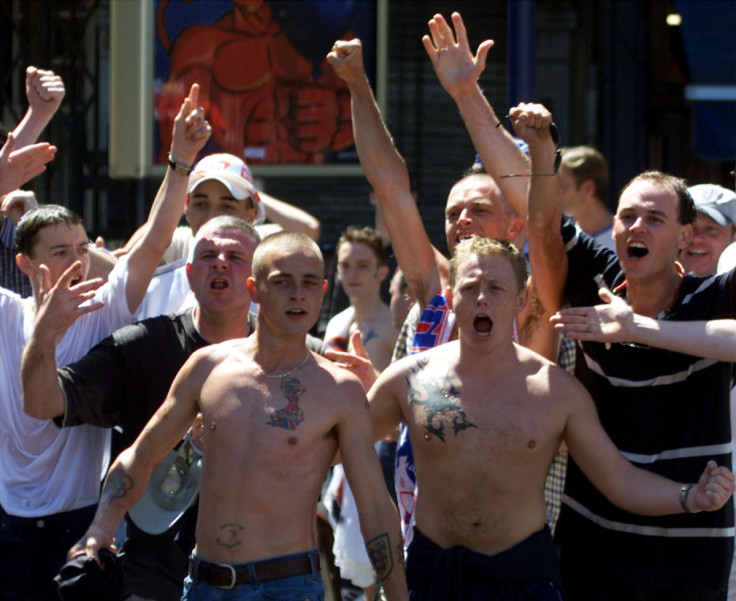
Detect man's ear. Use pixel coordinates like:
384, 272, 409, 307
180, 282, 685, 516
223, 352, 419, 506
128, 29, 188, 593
678, 223, 693, 250
581, 178, 596, 199
16, 252, 34, 277
185, 263, 193, 290
507, 216, 524, 240
246, 276, 258, 301
516, 279, 530, 314
377, 264, 389, 283
444, 285, 454, 311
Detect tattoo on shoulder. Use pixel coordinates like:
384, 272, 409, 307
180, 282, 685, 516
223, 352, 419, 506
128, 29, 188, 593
366, 532, 393, 581
406, 360, 477, 443
267, 376, 306, 431
101, 465, 133, 506
216, 523, 244, 551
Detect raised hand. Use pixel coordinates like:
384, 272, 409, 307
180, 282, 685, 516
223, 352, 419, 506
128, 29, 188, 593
421, 12, 494, 99
326, 39, 368, 87
0, 134, 56, 196
688, 460, 735, 513
33, 262, 104, 346
324, 330, 380, 393
25, 66, 65, 122
169, 83, 212, 168
508, 102, 555, 149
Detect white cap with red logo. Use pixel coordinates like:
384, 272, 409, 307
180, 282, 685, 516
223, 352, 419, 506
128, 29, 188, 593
187, 153, 265, 225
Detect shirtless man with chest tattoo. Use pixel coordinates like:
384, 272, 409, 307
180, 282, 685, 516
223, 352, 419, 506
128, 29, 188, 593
70, 232, 408, 601
368, 236, 735, 601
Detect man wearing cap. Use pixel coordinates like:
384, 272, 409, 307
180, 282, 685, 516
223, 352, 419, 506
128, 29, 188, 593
679, 183, 736, 277
136, 152, 319, 318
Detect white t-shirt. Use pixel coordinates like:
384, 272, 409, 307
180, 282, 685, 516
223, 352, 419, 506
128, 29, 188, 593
0, 256, 135, 517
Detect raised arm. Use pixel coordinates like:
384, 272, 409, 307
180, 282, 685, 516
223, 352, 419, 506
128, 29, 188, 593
12, 66, 65, 149
552, 282, 736, 362
563, 374, 734, 515
122, 83, 211, 312
510, 103, 567, 322
339, 380, 408, 600
259, 191, 321, 241
327, 40, 440, 308
67, 351, 203, 563
423, 12, 529, 219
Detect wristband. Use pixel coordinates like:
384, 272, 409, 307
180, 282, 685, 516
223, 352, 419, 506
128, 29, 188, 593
679, 483, 701, 514
167, 152, 194, 177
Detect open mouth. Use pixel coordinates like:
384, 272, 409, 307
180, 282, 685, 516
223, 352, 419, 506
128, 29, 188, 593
209, 277, 229, 290
473, 314, 493, 335
686, 249, 707, 257
70, 276, 83, 286
627, 241, 648, 259
286, 308, 307, 316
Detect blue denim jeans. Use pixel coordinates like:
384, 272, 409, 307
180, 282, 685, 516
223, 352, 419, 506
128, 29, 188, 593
183, 552, 324, 601
0, 503, 97, 601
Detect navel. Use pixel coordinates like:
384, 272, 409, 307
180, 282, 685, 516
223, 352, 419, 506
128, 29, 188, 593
287, 436, 298, 446
527, 439, 536, 450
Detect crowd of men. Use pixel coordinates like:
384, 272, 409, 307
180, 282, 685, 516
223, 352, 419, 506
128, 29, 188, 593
1, 9, 736, 601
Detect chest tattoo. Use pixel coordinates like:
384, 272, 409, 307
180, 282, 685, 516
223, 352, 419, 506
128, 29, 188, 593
267, 376, 307, 430
407, 358, 477, 443
360, 328, 379, 345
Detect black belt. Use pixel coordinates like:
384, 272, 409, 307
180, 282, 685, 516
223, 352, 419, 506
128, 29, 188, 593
188, 553, 320, 590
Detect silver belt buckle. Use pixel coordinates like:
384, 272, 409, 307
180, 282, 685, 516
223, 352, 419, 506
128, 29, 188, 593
217, 563, 237, 590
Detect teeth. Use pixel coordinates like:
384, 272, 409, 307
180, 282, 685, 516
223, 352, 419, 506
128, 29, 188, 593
688, 250, 706, 256
629, 242, 647, 249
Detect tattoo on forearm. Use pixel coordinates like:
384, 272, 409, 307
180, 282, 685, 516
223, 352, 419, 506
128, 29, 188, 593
101, 465, 133, 506
407, 358, 477, 443
216, 523, 244, 550
361, 329, 378, 345
267, 376, 306, 430
366, 532, 393, 581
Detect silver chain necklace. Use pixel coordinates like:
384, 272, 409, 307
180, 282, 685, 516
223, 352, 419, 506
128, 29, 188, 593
258, 350, 311, 379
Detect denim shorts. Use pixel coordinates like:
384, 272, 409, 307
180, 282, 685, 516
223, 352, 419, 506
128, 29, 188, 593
182, 552, 324, 601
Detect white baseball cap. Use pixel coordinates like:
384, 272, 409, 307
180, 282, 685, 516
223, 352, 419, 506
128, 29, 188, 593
689, 184, 736, 227
187, 153, 265, 225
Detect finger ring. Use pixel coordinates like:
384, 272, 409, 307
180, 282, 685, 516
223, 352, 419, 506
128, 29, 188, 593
438, 46, 448, 53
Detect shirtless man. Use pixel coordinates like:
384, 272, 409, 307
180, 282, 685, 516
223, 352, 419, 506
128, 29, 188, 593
69, 231, 408, 601
368, 235, 735, 600
325, 225, 397, 371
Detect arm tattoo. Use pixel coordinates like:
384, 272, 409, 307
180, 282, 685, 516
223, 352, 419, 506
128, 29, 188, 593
366, 532, 393, 581
406, 357, 477, 443
100, 465, 133, 507
216, 522, 244, 551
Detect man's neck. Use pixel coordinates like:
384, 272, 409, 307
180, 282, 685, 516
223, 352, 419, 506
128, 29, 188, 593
193, 305, 251, 343
349, 292, 384, 322
623, 265, 684, 318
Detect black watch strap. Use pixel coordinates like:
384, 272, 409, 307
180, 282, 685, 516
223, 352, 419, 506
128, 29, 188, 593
168, 153, 194, 176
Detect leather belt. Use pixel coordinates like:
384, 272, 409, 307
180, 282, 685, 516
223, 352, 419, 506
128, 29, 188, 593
189, 553, 320, 590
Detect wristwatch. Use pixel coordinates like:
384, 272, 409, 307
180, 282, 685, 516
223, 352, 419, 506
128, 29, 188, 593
167, 152, 194, 176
